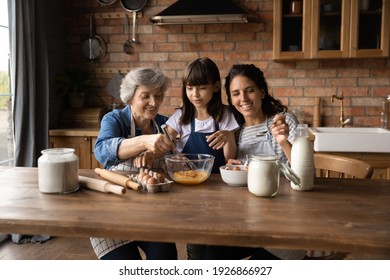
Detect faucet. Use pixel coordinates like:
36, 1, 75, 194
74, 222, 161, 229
331, 92, 350, 127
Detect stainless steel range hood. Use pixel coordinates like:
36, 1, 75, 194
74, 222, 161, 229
150, 0, 258, 25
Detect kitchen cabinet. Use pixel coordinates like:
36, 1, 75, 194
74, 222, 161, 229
273, 0, 390, 60
49, 129, 102, 169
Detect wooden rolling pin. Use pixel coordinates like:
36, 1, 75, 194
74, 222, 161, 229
94, 168, 142, 191
79, 176, 126, 195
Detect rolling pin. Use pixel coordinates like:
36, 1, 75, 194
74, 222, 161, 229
94, 168, 142, 191
79, 176, 126, 195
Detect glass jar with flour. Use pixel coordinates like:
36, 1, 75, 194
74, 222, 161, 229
38, 148, 79, 194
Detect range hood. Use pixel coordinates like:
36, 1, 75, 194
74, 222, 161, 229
150, 0, 258, 25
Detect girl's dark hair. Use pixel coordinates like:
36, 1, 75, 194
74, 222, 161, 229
180, 57, 225, 125
224, 64, 287, 125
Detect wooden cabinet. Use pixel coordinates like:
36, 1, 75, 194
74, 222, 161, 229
273, 0, 390, 60
49, 129, 102, 169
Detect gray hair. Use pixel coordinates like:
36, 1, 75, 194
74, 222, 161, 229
120, 67, 171, 103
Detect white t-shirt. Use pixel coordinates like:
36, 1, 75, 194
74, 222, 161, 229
166, 107, 240, 152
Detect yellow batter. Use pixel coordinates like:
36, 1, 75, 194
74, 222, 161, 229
172, 170, 210, 185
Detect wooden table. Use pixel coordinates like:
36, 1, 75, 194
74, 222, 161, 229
0, 167, 389, 255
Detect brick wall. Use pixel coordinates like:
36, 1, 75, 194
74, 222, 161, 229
63, 0, 390, 128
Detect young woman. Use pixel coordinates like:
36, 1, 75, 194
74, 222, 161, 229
190, 64, 305, 260
226, 64, 298, 165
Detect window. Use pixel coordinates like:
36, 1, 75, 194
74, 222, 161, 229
0, 0, 13, 166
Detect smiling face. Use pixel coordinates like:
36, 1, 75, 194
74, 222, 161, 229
185, 82, 219, 110
229, 75, 265, 126
129, 85, 163, 123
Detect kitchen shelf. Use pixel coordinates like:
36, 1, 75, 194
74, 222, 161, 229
273, 0, 390, 60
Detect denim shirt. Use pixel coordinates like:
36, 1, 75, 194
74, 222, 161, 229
94, 106, 168, 169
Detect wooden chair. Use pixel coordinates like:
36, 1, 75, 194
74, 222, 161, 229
306, 153, 373, 259
314, 153, 373, 179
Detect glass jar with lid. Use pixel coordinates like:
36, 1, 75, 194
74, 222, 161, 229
247, 154, 280, 197
38, 148, 79, 194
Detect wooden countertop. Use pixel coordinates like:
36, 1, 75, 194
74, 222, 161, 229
0, 167, 389, 255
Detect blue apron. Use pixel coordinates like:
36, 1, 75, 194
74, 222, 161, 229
182, 119, 225, 174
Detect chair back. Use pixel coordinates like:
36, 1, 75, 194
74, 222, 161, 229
314, 153, 373, 179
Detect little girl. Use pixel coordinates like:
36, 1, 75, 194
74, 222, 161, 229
165, 57, 239, 174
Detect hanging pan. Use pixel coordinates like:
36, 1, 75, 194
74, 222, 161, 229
96, 0, 117, 5
81, 15, 107, 62
120, 0, 148, 44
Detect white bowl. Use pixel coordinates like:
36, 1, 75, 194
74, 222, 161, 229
220, 165, 248, 187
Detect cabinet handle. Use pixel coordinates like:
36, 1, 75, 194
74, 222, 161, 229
84, 137, 89, 141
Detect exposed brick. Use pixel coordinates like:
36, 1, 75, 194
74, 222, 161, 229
307, 69, 338, 78
197, 33, 226, 42
358, 78, 390, 86
372, 87, 390, 97
274, 87, 303, 97
236, 41, 264, 51
304, 87, 336, 97
63, 0, 390, 128
155, 43, 183, 52
183, 25, 206, 34
213, 42, 235, 51
296, 78, 326, 87
338, 68, 370, 77
184, 42, 213, 52
249, 51, 273, 60
326, 78, 357, 87
206, 24, 233, 33
224, 52, 249, 61
169, 52, 198, 62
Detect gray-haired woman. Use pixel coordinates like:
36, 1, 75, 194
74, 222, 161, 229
94, 67, 173, 171
91, 67, 177, 260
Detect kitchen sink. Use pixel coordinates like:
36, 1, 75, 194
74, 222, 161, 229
308, 127, 390, 153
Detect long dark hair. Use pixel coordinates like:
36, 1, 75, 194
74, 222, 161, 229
180, 57, 225, 125
225, 64, 287, 125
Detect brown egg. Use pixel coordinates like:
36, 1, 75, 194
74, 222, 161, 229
233, 166, 241, 171
142, 174, 151, 183
157, 173, 165, 183
138, 172, 146, 181
147, 177, 158, 185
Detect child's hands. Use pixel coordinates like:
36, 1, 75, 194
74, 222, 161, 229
206, 130, 234, 150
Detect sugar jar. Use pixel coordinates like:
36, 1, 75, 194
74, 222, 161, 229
38, 148, 79, 194
247, 154, 279, 197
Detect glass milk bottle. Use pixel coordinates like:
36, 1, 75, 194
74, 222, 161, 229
290, 124, 314, 191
